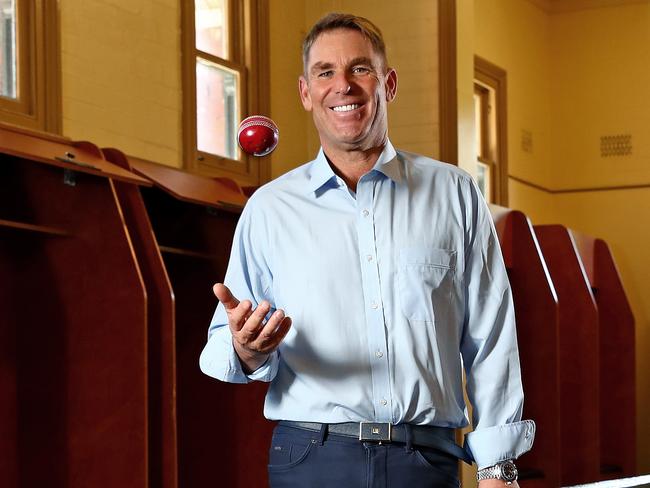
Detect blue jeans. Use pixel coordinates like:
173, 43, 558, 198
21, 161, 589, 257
267, 424, 461, 488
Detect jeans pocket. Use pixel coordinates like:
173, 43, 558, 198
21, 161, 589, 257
398, 247, 456, 323
412, 446, 460, 484
268, 434, 316, 470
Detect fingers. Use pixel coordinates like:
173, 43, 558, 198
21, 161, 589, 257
255, 310, 287, 348
233, 304, 292, 354
237, 301, 271, 341
214, 283, 254, 333
259, 315, 292, 351
213, 283, 239, 310
227, 299, 253, 333
213, 280, 291, 355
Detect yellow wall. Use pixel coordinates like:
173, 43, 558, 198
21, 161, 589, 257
268, 0, 308, 178
60, 0, 183, 167
457, 0, 477, 176
475, 0, 554, 190
475, 0, 650, 472
550, 3, 650, 189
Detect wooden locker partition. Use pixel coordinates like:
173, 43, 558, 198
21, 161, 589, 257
0, 124, 150, 488
534, 224, 600, 485
489, 206, 560, 488
572, 231, 636, 478
102, 148, 178, 488
110, 155, 275, 488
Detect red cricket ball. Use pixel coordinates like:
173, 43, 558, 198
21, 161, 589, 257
237, 115, 279, 157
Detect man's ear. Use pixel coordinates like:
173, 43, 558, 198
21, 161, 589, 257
385, 68, 398, 102
298, 76, 313, 111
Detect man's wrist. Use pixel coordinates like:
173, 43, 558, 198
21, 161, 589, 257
477, 460, 518, 485
233, 339, 269, 374
478, 480, 520, 488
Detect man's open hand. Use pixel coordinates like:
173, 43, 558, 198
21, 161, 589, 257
213, 283, 292, 374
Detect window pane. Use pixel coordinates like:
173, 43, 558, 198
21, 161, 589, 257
476, 161, 492, 203
196, 57, 239, 160
0, 0, 16, 99
474, 91, 482, 158
195, 0, 228, 59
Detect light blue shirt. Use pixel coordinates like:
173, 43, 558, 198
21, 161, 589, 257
200, 140, 535, 469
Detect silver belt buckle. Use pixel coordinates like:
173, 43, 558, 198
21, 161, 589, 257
359, 422, 392, 444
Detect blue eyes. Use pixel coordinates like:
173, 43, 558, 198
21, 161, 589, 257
316, 67, 371, 78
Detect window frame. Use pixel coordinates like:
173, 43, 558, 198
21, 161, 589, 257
181, 0, 270, 186
474, 56, 508, 206
0, 0, 60, 133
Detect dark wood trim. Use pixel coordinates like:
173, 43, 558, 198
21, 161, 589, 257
159, 246, 218, 261
475, 55, 508, 206
509, 174, 650, 194
40, 0, 62, 134
0, 218, 69, 237
253, 0, 271, 184
438, 0, 457, 165
508, 174, 553, 193
180, 0, 196, 175
474, 84, 490, 161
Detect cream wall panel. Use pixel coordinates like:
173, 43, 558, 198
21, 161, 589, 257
60, 0, 182, 167
457, 0, 477, 176
508, 180, 557, 223
550, 2, 650, 188
268, 0, 311, 177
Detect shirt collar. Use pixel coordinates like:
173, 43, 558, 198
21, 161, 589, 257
305, 139, 402, 195
371, 139, 402, 184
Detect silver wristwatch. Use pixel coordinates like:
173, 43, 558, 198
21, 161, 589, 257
476, 460, 518, 484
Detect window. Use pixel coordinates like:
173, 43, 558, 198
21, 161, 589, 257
0, 0, 60, 132
474, 82, 493, 202
474, 56, 508, 205
182, 0, 270, 186
0, 0, 17, 100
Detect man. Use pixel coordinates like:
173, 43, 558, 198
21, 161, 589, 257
200, 13, 535, 488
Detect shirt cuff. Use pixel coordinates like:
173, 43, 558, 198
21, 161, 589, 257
464, 420, 536, 469
199, 326, 278, 383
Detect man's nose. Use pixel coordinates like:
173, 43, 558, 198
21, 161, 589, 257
333, 72, 352, 95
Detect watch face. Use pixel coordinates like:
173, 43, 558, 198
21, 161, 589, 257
500, 461, 518, 482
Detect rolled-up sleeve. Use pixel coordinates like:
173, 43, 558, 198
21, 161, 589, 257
459, 178, 536, 469
199, 326, 279, 383
198, 197, 280, 384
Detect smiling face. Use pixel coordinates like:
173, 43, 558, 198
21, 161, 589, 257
299, 28, 397, 155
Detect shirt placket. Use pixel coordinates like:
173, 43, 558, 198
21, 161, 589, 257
356, 173, 392, 423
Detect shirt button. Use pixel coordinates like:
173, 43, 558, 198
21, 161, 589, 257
375, 350, 383, 358
371, 301, 379, 309
366, 255, 373, 262
380, 399, 388, 406
362, 209, 369, 217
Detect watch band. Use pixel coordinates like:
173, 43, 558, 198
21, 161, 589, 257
476, 460, 518, 483
476, 464, 501, 481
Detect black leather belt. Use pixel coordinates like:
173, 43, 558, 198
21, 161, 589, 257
279, 421, 472, 463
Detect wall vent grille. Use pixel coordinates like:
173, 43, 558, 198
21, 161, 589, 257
600, 134, 632, 157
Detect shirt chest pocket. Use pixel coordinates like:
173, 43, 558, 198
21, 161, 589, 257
397, 247, 456, 323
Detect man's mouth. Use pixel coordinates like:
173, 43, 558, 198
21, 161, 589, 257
331, 103, 361, 113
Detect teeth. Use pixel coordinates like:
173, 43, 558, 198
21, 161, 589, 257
332, 104, 360, 112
